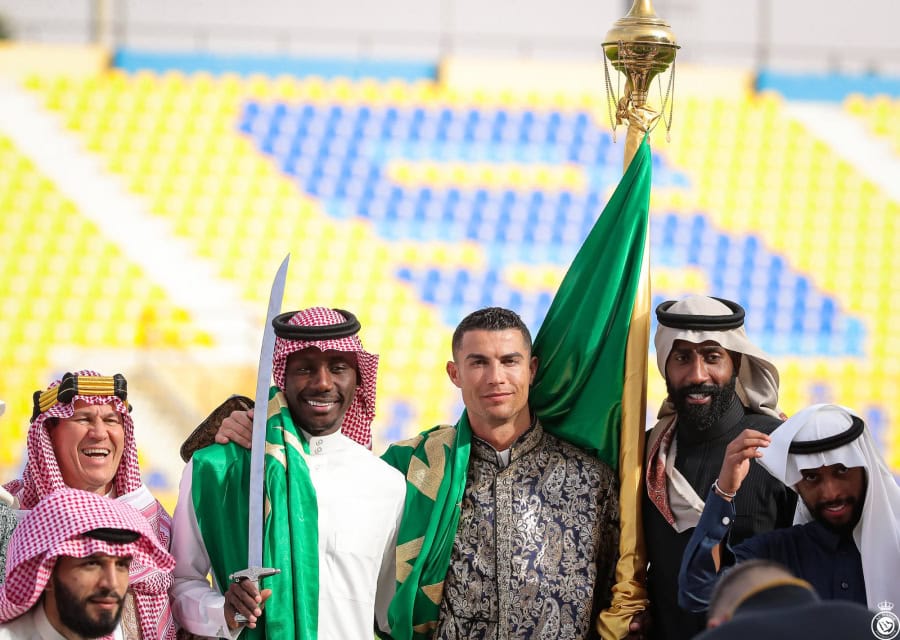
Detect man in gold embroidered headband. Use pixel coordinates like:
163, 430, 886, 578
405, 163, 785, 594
1, 370, 176, 639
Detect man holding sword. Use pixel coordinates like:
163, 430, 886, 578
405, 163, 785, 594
170, 301, 406, 639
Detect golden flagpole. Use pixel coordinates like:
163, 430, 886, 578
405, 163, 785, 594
597, 2, 678, 638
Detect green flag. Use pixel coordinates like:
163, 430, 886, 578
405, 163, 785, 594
530, 134, 651, 470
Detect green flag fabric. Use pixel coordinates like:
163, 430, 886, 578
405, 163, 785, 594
191, 387, 320, 639
530, 135, 651, 468
381, 136, 652, 638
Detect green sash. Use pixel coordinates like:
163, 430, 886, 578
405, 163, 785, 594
380, 414, 472, 640
381, 136, 651, 638
192, 387, 320, 639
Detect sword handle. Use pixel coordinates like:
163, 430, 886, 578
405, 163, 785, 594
229, 567, 280, 625
232, 579, 259, 625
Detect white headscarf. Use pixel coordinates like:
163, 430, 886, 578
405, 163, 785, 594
646, 296, 784, 531
654, 295, 782, 420
758, 403, 900, 608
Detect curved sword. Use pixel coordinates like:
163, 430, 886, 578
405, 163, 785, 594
231, 253, 289, 622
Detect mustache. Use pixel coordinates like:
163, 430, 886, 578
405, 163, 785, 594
814, 497, 856, 512
299, 393, 343, 402
87, 588, 124, 604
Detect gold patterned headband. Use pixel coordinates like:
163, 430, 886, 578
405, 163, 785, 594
32, 372, 129, 422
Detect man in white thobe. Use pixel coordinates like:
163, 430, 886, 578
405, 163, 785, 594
171, 307, 406, 639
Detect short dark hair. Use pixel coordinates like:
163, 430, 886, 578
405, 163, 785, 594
709, 560, 805, 620
451, 307, 533, 357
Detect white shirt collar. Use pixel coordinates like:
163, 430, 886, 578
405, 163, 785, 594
299, 428, 350, 456
34, 603, 74, 640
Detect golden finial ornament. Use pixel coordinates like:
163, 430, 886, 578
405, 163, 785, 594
603, 0, 679, 149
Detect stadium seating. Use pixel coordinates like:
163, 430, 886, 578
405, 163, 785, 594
2, 67, 896, 482
0, 131, 209, 475
845, 93, 900, 154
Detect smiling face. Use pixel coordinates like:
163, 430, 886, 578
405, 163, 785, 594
447, 328, 537, 443
665, 339, 738, 431
45, 553, 130, 638
283, 347, 358, 437
48, 400, 125, 496
796, 463, 867, 534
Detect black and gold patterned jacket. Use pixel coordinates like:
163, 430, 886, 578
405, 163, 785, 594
435, 420, 619, 640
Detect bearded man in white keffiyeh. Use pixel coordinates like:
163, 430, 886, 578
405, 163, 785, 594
642, 296, 798, 640
2, 371, 175, 640
679, 403, 900, 614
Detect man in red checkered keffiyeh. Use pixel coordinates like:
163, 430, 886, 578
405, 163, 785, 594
1, 370, 176, 639
6, 370, 145, 508
202, 307, 380, 450
270, 307, 378, 448
0, 488, 174, 640
171, 306, 406, 639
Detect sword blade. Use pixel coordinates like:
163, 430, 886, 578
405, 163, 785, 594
247, 254, 290, 568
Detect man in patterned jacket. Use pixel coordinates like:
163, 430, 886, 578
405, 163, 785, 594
381, 307, 620, 640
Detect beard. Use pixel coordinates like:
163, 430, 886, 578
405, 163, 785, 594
667, 374, 738, 433
811, 497, 863, 535
52, 574, 124, 639
809, 478, 867, 535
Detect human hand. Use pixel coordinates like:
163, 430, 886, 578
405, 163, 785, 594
215, 408, 254, 449
224, 579, 272, 630
716, 429, 771, 498
626, 609, 651, 640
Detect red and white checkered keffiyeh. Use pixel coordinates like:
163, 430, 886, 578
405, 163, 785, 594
272, 308, 378, 449
5, 370, 142, 509
0, 488, 175, 640
2, 371, 176, 639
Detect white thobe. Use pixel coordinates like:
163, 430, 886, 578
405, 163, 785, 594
0, 604, 124, 640
171, 430, 406, 639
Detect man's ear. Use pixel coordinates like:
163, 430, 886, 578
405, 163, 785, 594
446, 360, 461, 388
529, 356, 538, 384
